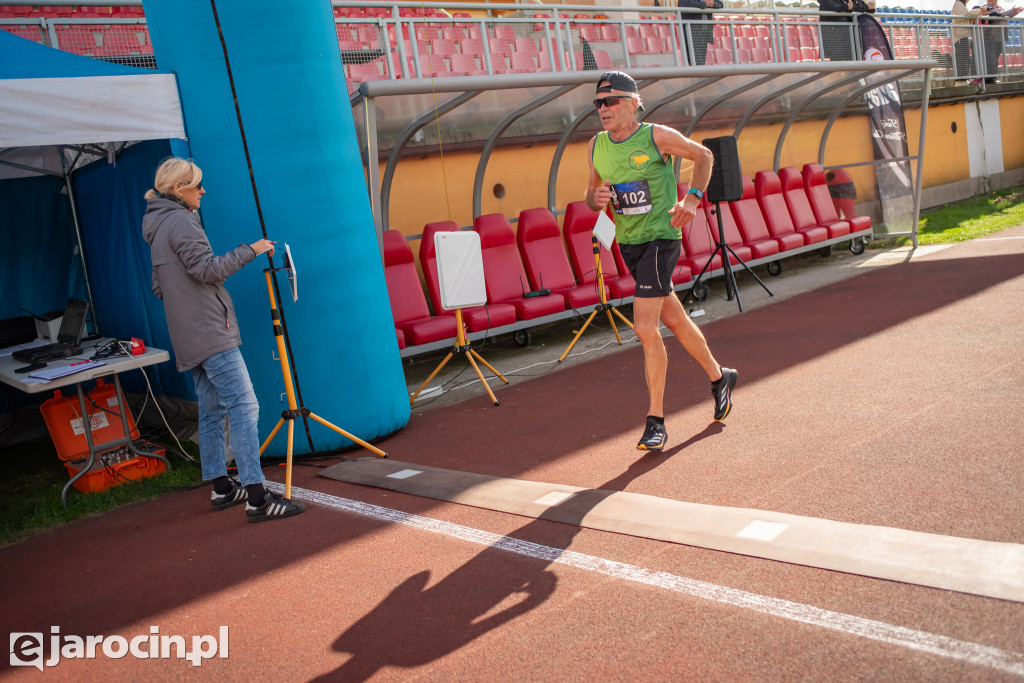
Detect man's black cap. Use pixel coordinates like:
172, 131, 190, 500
596, 71, 638, 94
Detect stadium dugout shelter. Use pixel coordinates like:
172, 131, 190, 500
351, 60, 936, 356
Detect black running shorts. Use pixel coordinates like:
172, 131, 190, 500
618, 239, 680, 298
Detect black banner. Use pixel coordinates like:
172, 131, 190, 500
858, 14, 914, 233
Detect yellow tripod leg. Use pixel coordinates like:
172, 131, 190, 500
611, 305, 635, 329
558, 308, 599, 362
468, 349, 508, 384
259, 418, 285, 455
409, 351, 454, 404
285, 417, 294, 499
464, 350, 500, 406
604, 309, 624, 345
307, 412, 388, 458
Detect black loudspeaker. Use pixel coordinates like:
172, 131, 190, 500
702, 135, 743, 203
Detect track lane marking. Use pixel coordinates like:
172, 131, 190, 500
270, 483, 1024, 677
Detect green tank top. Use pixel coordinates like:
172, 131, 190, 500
592, 123, 679, 245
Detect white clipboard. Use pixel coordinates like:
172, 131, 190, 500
593, 210, 616, 251
283, 243, 298, 302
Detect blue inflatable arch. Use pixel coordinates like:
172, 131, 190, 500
143, 0, 410, 455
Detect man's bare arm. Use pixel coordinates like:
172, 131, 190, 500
652, 124, 714, 228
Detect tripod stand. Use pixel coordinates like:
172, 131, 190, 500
685, 201, 773, 313
258, 268, 387, 499
559, 235, 634, 362
409, 308, 509, 406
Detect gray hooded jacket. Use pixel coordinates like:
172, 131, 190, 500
141, 196, 256, 372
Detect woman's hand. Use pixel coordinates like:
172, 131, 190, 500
251, 239, 276, 257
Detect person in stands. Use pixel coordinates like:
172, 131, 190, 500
142, 157, 304, 523
584, 71, 737, 451
952, 0, 983, 85
818, 0, 876, 61
678, 0, 724, 66
977, 0, 1022, 84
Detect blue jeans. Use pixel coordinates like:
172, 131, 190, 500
191, 348, 264, 486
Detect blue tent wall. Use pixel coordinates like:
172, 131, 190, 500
72, 139, 194, 399
0, 175, 84, 320
142, 0, 410, 455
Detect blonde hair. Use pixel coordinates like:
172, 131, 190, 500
144, 157, 203, 199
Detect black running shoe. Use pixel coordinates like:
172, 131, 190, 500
712, 367, 738, 421
245, 492, 306, 523
637, 421, 667, 451
211, 478, 247, 511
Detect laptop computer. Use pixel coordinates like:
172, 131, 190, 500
12, 299, 91, 364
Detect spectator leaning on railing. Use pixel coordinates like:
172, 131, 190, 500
952, 0, 983, 84
678, 0, 724, 66
976, 0, 1022, 84
818, 0, 876, 61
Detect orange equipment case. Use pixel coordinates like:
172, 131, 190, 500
40, 378, 166, 493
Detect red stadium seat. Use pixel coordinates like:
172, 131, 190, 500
755, 170, 810, 251
509, 51, 536, 73
729, 177, 782, 260
704, 201, 755, 264
562, 201, 635, 299
382, 230, 459, 347
418, 221, 516, 332
450, 53, 485, 76
779, 166, 847, 240
681, 200, 751, 274
474, 214, 565, 320
806, 164, 871, 233
517, 208, 602, 310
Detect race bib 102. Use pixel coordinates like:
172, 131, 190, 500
610, 179, 652, 215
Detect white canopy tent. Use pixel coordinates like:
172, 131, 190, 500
0, 30, 187, 399
0, 30, 185, 178
0, 74, 184, 151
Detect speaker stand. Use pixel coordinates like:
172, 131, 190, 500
685, 201, 773, 313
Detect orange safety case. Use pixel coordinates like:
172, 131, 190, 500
64, 445, 167, 494
40, 379, 166, 493
40, 378, 140, 462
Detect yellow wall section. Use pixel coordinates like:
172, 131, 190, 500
1000, 96, 1024, 171
906, 103, 970, 188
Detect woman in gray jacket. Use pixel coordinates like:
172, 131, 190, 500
142, 157, 303, 523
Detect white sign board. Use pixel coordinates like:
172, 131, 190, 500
435, 231, 487, 310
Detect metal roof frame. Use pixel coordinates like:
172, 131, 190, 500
357, 60, 935, 244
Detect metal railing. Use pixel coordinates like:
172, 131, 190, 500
2, 2, 1021, 88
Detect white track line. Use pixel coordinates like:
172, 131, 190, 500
270, 483, 1024, 677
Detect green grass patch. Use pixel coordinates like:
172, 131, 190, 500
0, 439, 203, 547
871, 186, 1024, 249
918, 188, 1024, 244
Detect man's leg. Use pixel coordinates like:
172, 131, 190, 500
632, 296, 669, 417
660, 292, 737, 421
659, 292, 721, 382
